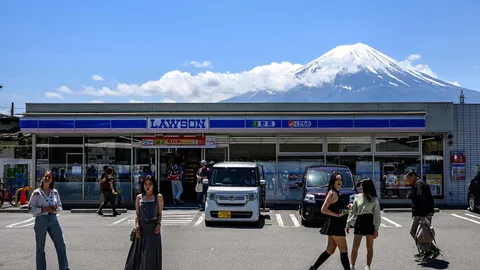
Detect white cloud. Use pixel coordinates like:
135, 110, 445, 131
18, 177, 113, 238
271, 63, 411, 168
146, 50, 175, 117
0, 109, 10, 116
90, 100, 105, 103
92, 74, 104, 81
399, 54, 438, 78
45, 92, 63, 99
187, 61, 212, 68
128, 99, 145, 103
474, 66, 478, 69
162, 98, 176, 103
57, 85, 72, 93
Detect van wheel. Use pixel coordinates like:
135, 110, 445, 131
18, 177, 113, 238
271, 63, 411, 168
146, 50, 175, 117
205, 221, 213, 227
468, 194, 477, 212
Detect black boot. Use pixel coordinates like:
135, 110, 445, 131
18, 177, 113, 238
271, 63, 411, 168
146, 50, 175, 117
340, 252, 351, 270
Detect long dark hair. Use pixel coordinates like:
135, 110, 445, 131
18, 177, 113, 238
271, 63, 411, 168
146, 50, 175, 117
328, 171, 343, 192
140, 175, 159, 195
361, 178, 377, 202
40, 170, 54, 190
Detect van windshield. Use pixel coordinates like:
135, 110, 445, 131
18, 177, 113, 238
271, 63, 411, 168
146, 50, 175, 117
211, 167, 258, 187
305, 167, 354, 188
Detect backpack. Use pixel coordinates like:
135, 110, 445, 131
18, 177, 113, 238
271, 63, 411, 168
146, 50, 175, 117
100, 177, 112, 190
416, 219, 436, 243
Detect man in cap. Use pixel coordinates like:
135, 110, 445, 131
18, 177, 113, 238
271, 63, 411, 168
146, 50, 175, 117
196, 160, 211, 210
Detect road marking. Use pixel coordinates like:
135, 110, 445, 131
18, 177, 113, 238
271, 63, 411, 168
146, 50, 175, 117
464, 213, 480, 220
111, 215, 134, 226
194, 214, 205, 226
381, 216, 402, 227
17, 222, 34, 228
290, 214, 300, 227
6, 217, 35, 228
451, 214, 480, 225
380, 223, 391, 228
276, 214, 285, 227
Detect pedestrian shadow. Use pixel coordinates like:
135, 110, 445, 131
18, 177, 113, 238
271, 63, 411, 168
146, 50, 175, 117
206, 214, 268, 229
419, 259, 449, 269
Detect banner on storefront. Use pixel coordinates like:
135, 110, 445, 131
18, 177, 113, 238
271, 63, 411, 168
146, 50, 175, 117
141, 136, 216, 148
451, 151, 466, 181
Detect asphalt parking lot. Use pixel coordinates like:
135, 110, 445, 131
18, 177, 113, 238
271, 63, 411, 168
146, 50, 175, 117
0, 209, 479, 270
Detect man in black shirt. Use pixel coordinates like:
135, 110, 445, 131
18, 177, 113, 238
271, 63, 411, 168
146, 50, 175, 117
407, 170, 439, 262
97, 167, 120, 216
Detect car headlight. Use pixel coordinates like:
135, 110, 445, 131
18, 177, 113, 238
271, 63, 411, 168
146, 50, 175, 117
304, 194, 315, 203
246, 193, 257, 201
207, 193, 217, 201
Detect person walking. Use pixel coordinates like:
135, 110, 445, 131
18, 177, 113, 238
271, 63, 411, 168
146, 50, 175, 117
346, 179, 381, 270
28, 170, 69, 270
169, 163, 184, 204
310, 172, 351, 270
407, 170, 440, 262
196, 160, 211, 210
97, 167, 120, 216
125, 175, 164, 270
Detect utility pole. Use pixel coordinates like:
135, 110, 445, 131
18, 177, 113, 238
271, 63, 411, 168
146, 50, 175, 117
460, 90, 465, 104
11, 102, 14, 116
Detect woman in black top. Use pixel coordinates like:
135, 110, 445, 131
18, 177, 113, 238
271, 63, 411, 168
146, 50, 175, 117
310, 172, 351, 270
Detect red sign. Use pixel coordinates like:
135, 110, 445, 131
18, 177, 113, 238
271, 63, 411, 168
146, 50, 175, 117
451, 151, 466, 164
141, 136, 206, 147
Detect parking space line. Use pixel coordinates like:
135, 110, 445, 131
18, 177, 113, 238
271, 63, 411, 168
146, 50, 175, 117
451, 214, 480, 225
276, 214, 285, 227
464, 213, 480, 220
16, 222, 34, 228
381, 216, 402, 227
6, 217, 35, 228
380, 223, 391, 228
290, 214, 300, 227
194, 214, 205, 226
111, 215, 134, 226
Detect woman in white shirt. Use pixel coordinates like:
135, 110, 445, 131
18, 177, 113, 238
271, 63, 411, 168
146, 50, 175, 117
28, 170, 69, 270
346, 178, 381, 270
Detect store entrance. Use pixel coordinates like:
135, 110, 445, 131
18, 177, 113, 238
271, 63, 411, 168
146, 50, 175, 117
159, 148, 202, 204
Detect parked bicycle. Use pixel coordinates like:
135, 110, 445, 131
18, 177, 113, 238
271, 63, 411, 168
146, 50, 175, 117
0, 179, 17, 207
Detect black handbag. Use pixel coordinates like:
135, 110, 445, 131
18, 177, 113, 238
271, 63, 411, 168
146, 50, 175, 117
129, 228, 136, 242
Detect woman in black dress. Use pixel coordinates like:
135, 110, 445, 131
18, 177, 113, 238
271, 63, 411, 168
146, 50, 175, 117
125, 175, 164, 270
310, 172, 351, 270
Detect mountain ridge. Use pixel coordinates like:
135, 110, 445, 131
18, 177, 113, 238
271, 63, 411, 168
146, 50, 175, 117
222, 43, 479, 103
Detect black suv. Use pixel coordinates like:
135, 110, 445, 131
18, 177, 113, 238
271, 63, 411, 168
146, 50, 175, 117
468, 171, 480, 212
298, 165, 357, 226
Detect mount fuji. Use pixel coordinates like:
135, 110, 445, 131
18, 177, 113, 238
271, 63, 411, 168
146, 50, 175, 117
222, 43, 480, 103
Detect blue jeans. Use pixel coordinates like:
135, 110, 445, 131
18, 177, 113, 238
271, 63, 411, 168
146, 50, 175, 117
34, 213, 69, 270
197, 192, 203, 206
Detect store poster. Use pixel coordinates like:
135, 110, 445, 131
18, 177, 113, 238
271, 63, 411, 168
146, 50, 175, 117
426, 174, 443, 196
141, 136, 216, 148
451, 151, 466, 181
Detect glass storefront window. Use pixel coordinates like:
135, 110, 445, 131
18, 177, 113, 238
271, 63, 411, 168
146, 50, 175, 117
230, 136, 276, 201
375, 156, 420, 200
37, 136, 83, 145
36, 147, 83, 201
206, 148, 227, 163
279, 136, 323, 152
1, 134, 32, 187
133, 148, 156, 197
326, 156, 374, 188
375, 135, 419, 152
328, 136, 372, 152
422, 135, 444, 198
277, 157, 324, 201
85, 136, 132, 202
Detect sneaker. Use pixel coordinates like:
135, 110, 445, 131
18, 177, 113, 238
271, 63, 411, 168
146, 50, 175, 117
365, 266, 371, 270
350, 265, 355, 270
96, 210, 103, 216
414, 252, 424, 258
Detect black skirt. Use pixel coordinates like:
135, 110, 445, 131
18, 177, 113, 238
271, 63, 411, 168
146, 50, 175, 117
125, 220, 162, 270
354, 214, 375, 236
320, 216, 347, 236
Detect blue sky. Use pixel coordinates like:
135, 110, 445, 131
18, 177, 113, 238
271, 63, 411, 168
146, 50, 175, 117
1, 0, 479, 113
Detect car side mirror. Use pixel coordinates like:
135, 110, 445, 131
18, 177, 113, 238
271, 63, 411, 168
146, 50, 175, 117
259, 179, 266, 185
202, 179, 209, 185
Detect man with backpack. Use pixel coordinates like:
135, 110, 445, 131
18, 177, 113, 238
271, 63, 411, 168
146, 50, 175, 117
407, 170, 440, 262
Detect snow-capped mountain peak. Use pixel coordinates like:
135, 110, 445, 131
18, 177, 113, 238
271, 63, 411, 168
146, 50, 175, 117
222, 43, 480, 103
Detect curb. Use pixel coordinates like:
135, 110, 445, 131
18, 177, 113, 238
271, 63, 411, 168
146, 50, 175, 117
383, 208, 440, 213
71, 209, 129, 214
0, 208, 29, 213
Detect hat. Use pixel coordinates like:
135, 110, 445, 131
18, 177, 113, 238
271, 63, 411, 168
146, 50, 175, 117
200, 160, 207, 165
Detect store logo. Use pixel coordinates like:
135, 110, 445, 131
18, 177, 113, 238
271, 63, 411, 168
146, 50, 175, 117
149, 118, 208, 129
251, 120, 276, 128
287, 120, 312, 128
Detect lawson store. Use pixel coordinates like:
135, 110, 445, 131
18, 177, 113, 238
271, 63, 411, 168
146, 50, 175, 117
19, 102, 454, 205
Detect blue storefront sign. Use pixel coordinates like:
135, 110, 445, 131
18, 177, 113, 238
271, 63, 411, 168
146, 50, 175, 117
148, 117, 209, 129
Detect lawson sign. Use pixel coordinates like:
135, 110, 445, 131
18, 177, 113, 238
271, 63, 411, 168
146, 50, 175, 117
148, 117, 209, 130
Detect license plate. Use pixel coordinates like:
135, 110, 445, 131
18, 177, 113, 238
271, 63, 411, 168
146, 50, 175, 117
218, 211, 231, 218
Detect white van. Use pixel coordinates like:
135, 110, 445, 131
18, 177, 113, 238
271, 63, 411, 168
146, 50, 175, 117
202, 162, 266, 226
